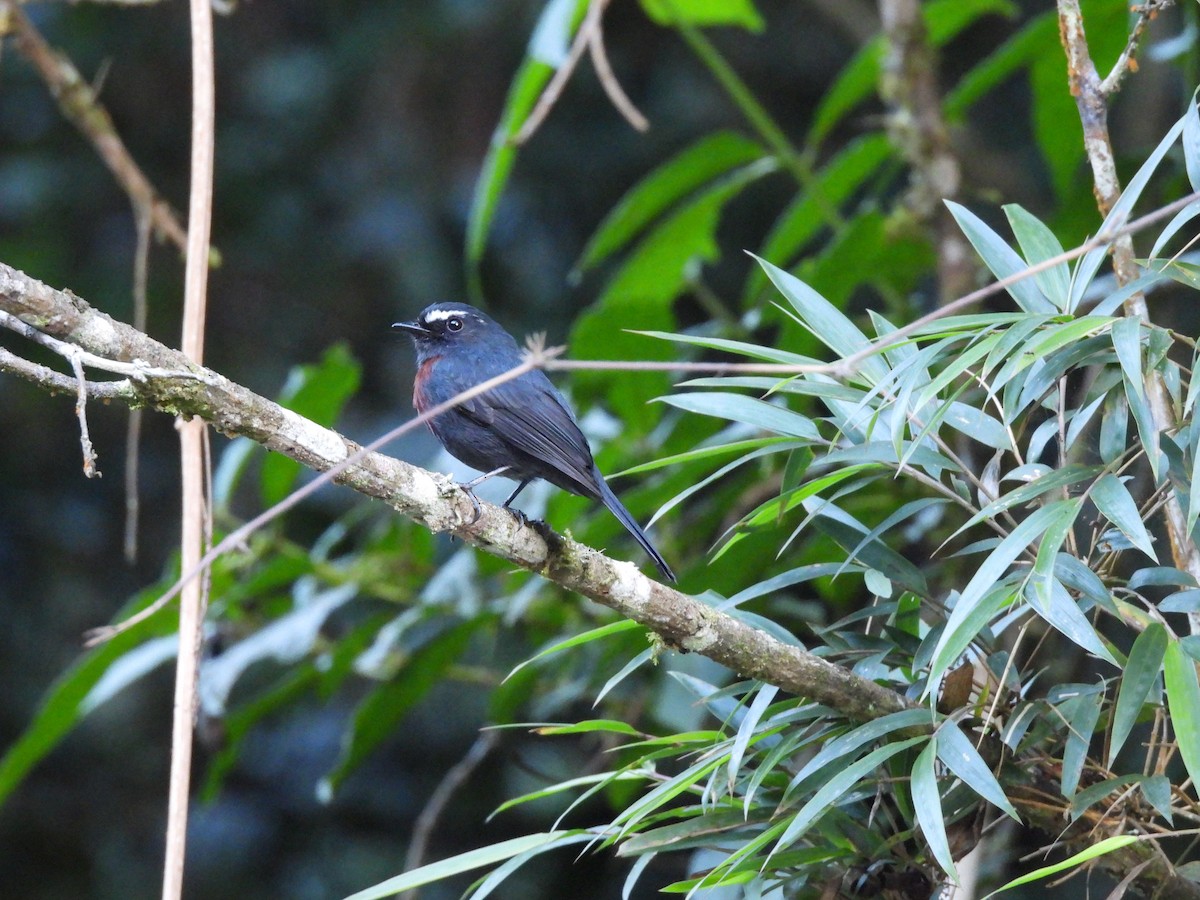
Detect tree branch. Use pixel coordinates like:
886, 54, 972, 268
6, 2, 190, 254
878, 0, 973, 304
1057, 0, 1200, 629
0, 259, 910, 723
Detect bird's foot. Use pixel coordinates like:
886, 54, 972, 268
456, 482, 484, 525
455, 466, 511, 526
504, 505, 531, 528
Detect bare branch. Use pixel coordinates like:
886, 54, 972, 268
878, 0, 972, 304
513, 0, 646, 146
1098, 1, 1174, 97
68, 350, 101, 478
0, 345, 135, 400
586, 0, 649, 133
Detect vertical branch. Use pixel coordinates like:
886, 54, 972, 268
878, 0, 973, 304
1056, 0, 1200, 628
124, 210, 152, 562
161, 0, 214, 893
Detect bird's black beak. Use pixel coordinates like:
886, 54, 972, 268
392, 320, 430, 337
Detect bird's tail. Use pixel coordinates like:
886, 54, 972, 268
594, 474, 676, 582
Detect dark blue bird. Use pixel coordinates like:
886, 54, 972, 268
393, 303, 675, 581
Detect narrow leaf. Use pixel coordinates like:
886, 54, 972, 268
1164, 639, 1200, 791
1091, 474, 1157, 560
912, 740, 958, 880
979, 836, 1138, 899
1108, 623, 1167, 766
937, 721, 1019, 820
341, 832, 580, 900
945, 201, 1055, 313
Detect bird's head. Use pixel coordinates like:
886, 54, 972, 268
392, 303, 509, 356
396, 303, 508, 345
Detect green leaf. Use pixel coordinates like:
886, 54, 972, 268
979, 836, 1138, 899
262, 344, 361, 506
1099, 392, 1128, 465
340, 832, 582, 900
744, 135, 892, 306
1184, 89, 1200, 191
929, 502, 1079, 694
535, 720, 644, 737
576, 132, 765, 272
506, 619, 642, 680
321, 619, 482, 797
465, 0, 585, 292
639, 0, 765, 30
786, 708, 934, 796
571, 160, 776, 420
0, 581, 177, 808
1112, 316, 1160, 482
755, 256, 889, 384
1091, 474, 1157, 560
1003, 204, 1070, 310
659, 391, 820, 439
945, 201, 1055, 313
1025, 577, 1116, 665
1108, 623, 1167, 767
936, 721, 1019, 820
772, 737, 925, 857
1164, 639, 1200, 791
728, 684, 778, 797
1058, 685, 1103, 797
912, 740, 958, 881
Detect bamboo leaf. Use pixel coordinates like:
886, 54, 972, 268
1091, 474, 1157, 560
936, 721, 1019, 820
1108, 623, 1166, 767
1164, 639, 1200, 791
912, 740, 958, 880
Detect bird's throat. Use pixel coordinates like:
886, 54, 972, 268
413, 355, 442, 414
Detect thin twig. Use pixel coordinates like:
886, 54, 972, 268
69, 351, 101, 478
398, 731, 501, 900
513, 0, 645, 146
585, 0, 649, 132
0, 308, 207, 382
0, 345, 135, 400
1097, 1, 1174, 97
125, 210, 152, 562
512, 2, 595, 146
6, 3, 189, 254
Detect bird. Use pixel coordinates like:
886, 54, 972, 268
393, 302, 675, 581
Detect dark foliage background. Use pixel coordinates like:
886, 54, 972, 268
1, 1, 1196, 897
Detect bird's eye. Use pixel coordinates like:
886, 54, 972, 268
446, 316, 464, 332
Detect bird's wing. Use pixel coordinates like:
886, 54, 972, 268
461, 374, 597, 491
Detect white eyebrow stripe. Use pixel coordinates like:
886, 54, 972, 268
422, 308, 472, 324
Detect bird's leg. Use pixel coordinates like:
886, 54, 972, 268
457, 466, 510, 525
501, 478, 533, 526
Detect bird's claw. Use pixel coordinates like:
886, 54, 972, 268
457, 483, 483, 525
